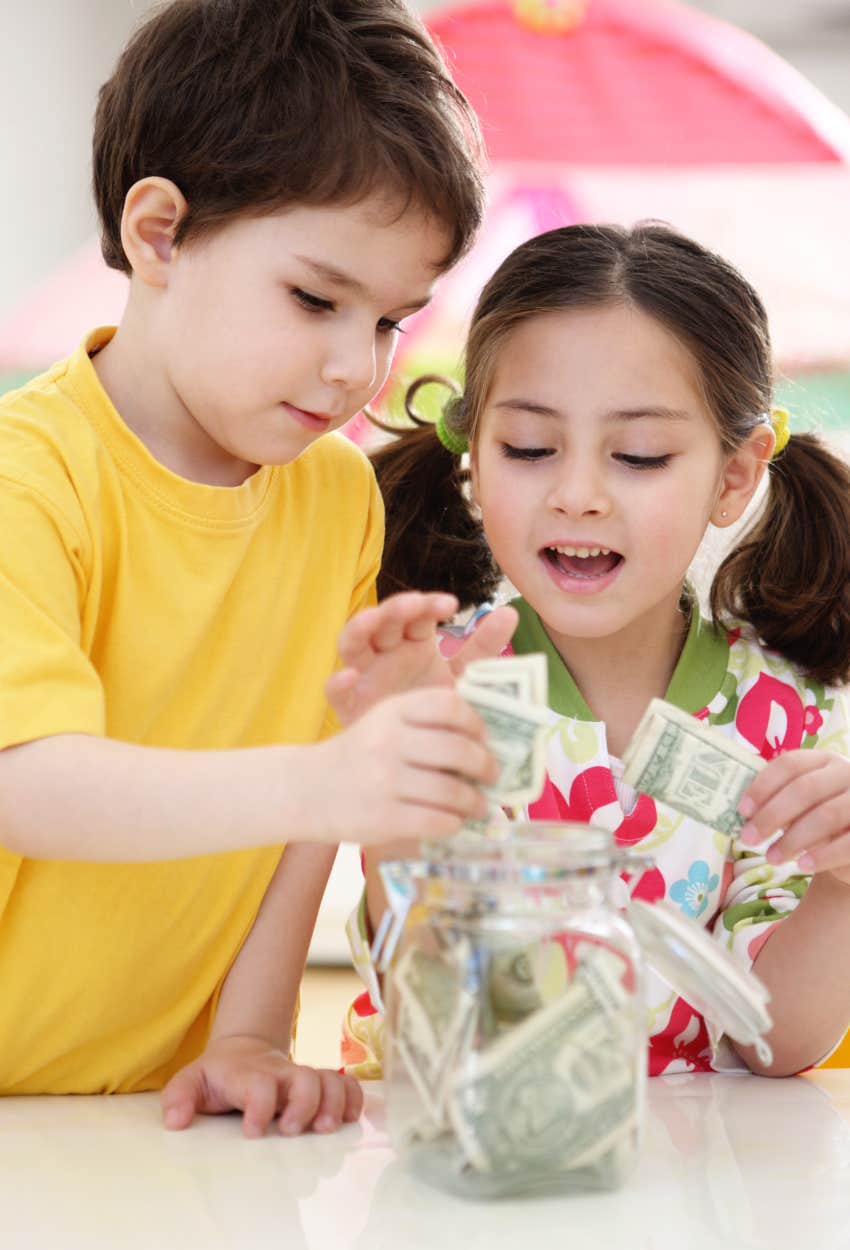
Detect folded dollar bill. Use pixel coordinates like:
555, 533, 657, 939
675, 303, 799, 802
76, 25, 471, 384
621, 697, 764, 834
458, 654, 550, 810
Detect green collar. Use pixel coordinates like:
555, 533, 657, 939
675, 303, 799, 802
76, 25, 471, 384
510, 596, 729, 721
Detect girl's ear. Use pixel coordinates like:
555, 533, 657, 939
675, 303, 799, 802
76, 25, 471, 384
711, 423, 775, 527
120, 177, 189, 288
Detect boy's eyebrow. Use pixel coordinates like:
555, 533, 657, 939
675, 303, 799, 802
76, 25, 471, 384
493, 400, 691, 422
293, 255, 432, 313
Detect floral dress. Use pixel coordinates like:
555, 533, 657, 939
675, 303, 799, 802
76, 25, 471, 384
342, 597, 850, 1078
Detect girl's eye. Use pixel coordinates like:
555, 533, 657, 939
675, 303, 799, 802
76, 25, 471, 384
616, 453, 672, 470
292, 288, 334, 313
377, 317, 405, 335
500, 444, 554, 461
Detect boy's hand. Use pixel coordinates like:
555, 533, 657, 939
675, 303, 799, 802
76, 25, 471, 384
160, 1035, 363, 1138
326, 591, 518, 727
738, 750, 850, 885
317, 686, 497, 845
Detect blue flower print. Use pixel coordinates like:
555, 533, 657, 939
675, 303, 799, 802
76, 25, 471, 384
669, 860, 720, 919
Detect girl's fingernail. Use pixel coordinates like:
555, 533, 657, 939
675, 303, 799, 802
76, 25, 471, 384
738, 796, 754, 819
798, 853, 815, 871
739, 823, 760, 845
280, 1117, 301, 1136
766, 844, 784, 865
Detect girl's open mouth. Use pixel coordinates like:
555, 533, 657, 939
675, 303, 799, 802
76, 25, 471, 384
543, 544, 624, 580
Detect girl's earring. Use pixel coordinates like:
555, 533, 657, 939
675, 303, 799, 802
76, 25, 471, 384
720, 510, 728, 518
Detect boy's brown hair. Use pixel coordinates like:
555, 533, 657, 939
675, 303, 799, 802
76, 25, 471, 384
93, 0, 485, 273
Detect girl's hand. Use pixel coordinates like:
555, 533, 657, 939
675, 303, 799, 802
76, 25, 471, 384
160, 1035, 362, 1137
316, 685, 498, 845
326, 591, 518, 727
738, 750, 850, 884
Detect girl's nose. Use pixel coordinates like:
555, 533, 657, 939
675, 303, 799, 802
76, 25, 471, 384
546, 458, 612, 516
320, 327, 378, 393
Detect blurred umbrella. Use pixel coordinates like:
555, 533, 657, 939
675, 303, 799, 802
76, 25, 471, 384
372, 0, 850, 435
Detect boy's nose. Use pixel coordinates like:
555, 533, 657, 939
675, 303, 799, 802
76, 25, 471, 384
321, 329, 378, 393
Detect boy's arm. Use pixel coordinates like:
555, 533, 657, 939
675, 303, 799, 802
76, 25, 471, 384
160, 842, 363, 1136
0, 685, 496, 860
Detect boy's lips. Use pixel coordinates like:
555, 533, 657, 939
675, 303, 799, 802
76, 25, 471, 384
282, 402, 336, 432
540, 543, 624, 594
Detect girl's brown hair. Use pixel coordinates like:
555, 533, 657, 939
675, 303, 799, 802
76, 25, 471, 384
93, 0, 484, 274
373, 222, 850, 685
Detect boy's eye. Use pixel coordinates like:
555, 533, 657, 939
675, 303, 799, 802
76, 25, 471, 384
500, 444, 553, 461
292, 288, 334, 313
377, 317, 404, 335
616, 453, 672, 470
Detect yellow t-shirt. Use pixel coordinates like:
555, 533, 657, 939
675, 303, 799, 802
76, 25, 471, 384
0, 328, 383, 1094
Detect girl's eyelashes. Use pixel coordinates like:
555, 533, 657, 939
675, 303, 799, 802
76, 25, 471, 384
615, 453, 673, 470
499, 445, 673, 469
500, 443, 553, 461
377, 317, 405, 335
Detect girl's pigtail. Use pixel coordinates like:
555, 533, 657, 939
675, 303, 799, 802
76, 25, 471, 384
711, 431, 850, 685
368, 378, 500, 606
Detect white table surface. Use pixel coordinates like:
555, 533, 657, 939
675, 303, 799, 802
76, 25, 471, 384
2, 1072, 849, 1250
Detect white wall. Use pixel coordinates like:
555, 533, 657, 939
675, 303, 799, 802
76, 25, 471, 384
0, 1, 158, 315
0, 0, 443, 316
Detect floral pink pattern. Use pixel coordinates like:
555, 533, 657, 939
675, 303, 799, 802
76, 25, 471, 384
735, 673, 805, 759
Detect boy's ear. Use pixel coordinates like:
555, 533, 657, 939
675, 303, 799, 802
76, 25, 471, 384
120, 177, 188, 287
711, 423, 775, 527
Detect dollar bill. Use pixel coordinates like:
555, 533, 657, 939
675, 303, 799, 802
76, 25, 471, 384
457, 679, 550, 809
487, 939, 569, 1023
621, 697, 764, 835
447, 950, 637, 1176
460, 654, 547, 708
393, 943, 477, 1127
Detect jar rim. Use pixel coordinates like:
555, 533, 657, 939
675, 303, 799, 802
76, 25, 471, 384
417, 822, 628, 884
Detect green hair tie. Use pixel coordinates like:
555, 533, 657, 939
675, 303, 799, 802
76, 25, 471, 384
435, 409, 468, 456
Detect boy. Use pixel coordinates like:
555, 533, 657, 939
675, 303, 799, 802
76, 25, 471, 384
0, 0, 513, 1136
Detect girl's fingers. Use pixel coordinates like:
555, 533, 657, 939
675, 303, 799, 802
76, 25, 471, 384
767, 790, 850, 864
739, 750, 831, 820
740, 756, 849, 848
278, 1066, 323, 1136
795, 828, 850, 875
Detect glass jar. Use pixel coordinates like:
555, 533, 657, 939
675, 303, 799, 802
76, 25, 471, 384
379, 822, 772, 1201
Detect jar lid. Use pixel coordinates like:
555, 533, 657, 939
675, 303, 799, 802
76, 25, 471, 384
421, 823, 629, 884
628, 897, 773, 1064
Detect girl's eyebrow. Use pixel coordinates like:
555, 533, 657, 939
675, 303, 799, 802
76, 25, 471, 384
293, 254, 432, 314
492, 400, 691, 422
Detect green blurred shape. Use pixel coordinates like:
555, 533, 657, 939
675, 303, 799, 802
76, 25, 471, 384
776, 371, 850, 433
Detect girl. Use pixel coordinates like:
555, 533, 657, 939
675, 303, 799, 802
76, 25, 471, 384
330, 222, 850, 1079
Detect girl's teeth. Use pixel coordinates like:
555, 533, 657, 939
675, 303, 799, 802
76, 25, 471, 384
553, 545, 611, 558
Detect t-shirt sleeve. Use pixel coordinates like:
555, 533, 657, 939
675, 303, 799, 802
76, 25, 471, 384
708, 687, 850, 1068
318, 464, 384, 743
0, 474, 105, 749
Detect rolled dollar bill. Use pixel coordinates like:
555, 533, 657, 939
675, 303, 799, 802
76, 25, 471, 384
621, 697, 763, 834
